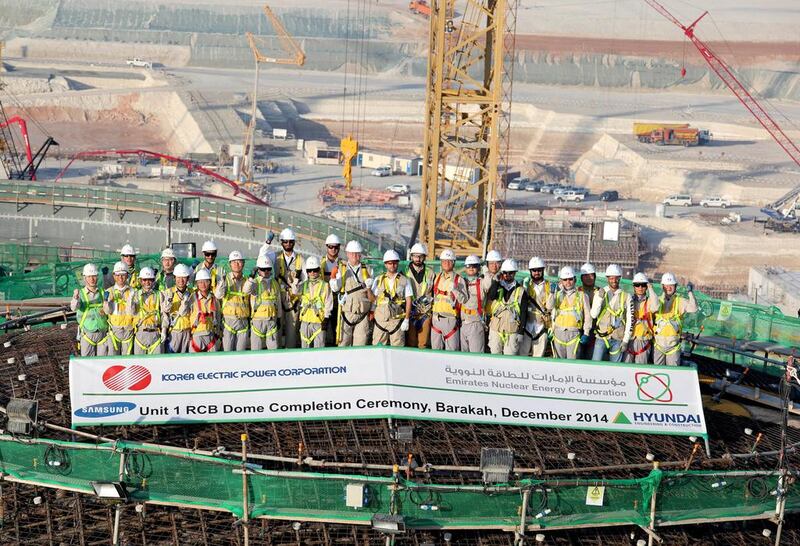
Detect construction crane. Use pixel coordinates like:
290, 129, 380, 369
418, 0, 518, 257
241, 5, 306, 188
644, 0, 800, 219
0, 102, 58, 181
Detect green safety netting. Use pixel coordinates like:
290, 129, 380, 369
0, 437, 793, 529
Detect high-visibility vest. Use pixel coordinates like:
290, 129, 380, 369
106, 286, 134, 328
405, 266, 435, 300
78, 288, 107, 332
277, 253, 303, 283
135, 291, 161, 330
432, 272, 461, 316
155, 270, 175, 292
191, 293, 216, 334
299, 280, 327, 323
655, 295, 683, 338
632, 297, 654, 340
526, 280, 551, 319
128, 268, 141, 290
166, 286, 194, 331
375, 274, 408, 320
596, 289, 629, 335
222, 273, 250, 319
490, 285, 524, 333
252, 278, 280, 320
554, 290, 584, 329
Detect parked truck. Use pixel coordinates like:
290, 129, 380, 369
634, 123, 710, 147
409, 1, 431, 17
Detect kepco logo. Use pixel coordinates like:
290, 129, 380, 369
635, 372, 673, 403
102, 365, 152, 391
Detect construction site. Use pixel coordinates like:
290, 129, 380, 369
1, 0, 800, 544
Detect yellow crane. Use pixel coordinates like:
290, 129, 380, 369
241, 5, 306, 187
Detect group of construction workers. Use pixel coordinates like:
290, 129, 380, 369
71, 231, 697, 365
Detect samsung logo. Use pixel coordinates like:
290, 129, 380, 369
74, 402, 136, 418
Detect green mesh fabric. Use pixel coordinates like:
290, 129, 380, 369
1, 437, 796, 528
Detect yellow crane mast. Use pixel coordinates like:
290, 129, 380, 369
242, 5, 306, 187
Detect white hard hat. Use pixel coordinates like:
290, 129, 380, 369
500, 259, 518, 272
440, 249, 456, 261
195, 268, 211, 282
410, 243, 427, 256
174, 264, 191, 278
528, 256, 545, 269
139, 267, 156, 280
345, 240, 363, 253
605, 264, 623, 277
661, 272, 677, 285
82, 263, 99, 277
633, 272, 649, 284
256, 255, 273, 269
279, 228, 296, 241
112, 261, 129, 275
559, 266, 576, 280
464, 255, 481, 266
325, 234, 342, 246
228, 250, 244, 262
305, 256, 320, 270
486, 250, 503, 263
120, 244, 136, 256
383, 250, 401, 262
201, 240, 217, 253
580, 262, 596, 275
161, 248, 176, 259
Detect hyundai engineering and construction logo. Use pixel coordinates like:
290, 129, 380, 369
102, 365, 152, 391
635, 372, 673, 403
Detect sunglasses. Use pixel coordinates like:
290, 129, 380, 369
258, 267, 272, 272
530, 268, 544, 273
633, 283, 648, 288
327, 245, 340, 249
502, 271, 516, 275
281, 240, 295, 244
203, 252, 216, 257
385, 260, 400, 265
466, 264, 479, 268
122, 254, 135, 258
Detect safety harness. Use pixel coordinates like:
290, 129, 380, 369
654, 295, 684, 356
251, 277, 280, 340
222, 273, 250, 336
190, 292, 217, 352
134, 291, 163, 354
551, 290, 583, 348
299, 280, 327, 345
431, 272, 462, 341
595, 289, 629, 355
77, 287, 108, 349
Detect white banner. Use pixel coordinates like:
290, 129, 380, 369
69, 348, 707, 437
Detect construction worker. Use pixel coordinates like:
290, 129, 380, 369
520, 257, 554, 358
551, 266, 592, 360
431, 249, 468, 351
275, 228, 305, 348
578, 262, 598, 358
131, 267, 164, 355
120, 244, 140, 289
486, 259, 528, 355
103, 261, 135, 356
245, 255, 283, 350
71, 263, 109, 356
372, 250, 412, 347
161, 264, 194, 353
189, 268, 220, 352
460, 255, 491, 353
194, 241, 224, 291
405, 243, 436, 348
626, 272, 659, 364
321, 233, 345, 345
591, 264, 634, 362
216, 250, 252, 352
293, 256, 333, 348
330, 240, 374, 346
483, 250, 503, 282
653, 272, 698, 366
155, 248, 177, 291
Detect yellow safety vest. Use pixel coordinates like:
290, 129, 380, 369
222, 273, 250, 319
596, 290, 628, 335
432, 273, 461, 316
632, 297, 654, 340
299, 280, 327, 324
526, 280, 551, 319
128, 269, 141, 290
78, 288, 107, 332
654, 295, 683, 338
376, 274, 407, 320
490, 285, 524, 334
405, 266, 435, 300
167, 286, 194, 331
252, 278, 280, 320
106, 286, 134, 328
277, 253, 304, 298
135, 291, 161, 330
191, 293, 216, 334
554, 290, 584, 329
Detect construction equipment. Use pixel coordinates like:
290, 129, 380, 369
634, 123, 709, 146
633, 122, 689, 136
339, 135, 358, 190
0, 102, 58, 181
241, 5, 306, 188
645, 0, 800, 218
409, 1, 432, 17
418, 0, 518, 257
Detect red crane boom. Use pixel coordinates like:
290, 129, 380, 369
644, 0, 800, 215
0, 115, 35, 178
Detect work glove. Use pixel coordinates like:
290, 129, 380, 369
579, 334, 589, 345
686, 282, 694, 293
619, 341, 629, 355
266, 231, 275, 244
401, 318, 410, 332
101, 266, 109, 276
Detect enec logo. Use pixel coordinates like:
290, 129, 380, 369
635, 372, 673, 403
102, 365, 152, 391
